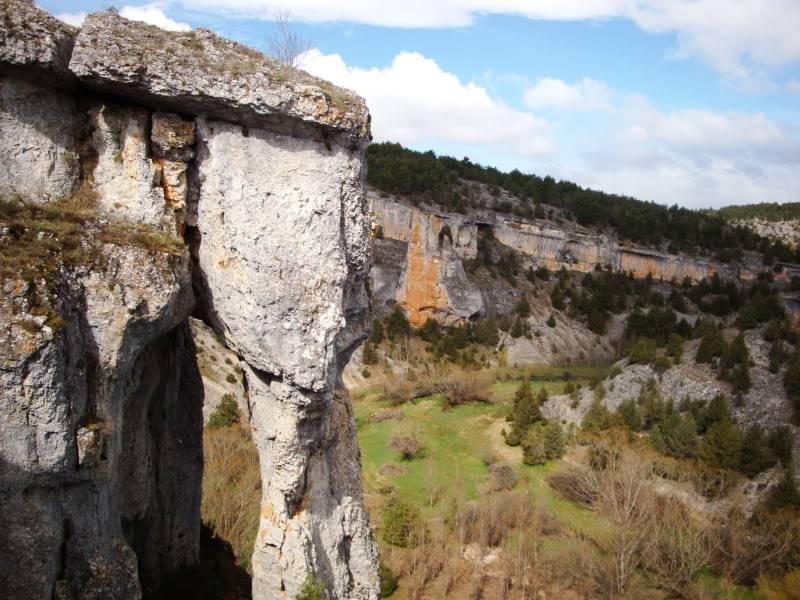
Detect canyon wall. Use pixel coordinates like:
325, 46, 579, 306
0, 2, 378, 598
371, 194, 742, 324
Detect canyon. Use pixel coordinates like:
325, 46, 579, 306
370, 192, 800, 330
0, 2, 377, 598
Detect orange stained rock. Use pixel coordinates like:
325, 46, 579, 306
397, 215, 451, 326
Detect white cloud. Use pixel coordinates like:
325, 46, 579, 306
301, 49, 555, 157
56, 5, 191, 32
567, 95, 800, 208
55, 11, 87, 27
119, 5, 191, 31
523, 77, 614, 111
179, 0, 800, 84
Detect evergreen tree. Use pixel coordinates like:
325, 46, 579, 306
700, 421, 743, 470
730, 363, 752, 396
638, 378, 666, 429
522, 429, 547, 466
667, 333, 684, 363
207, 394, 240, 429
765, 466, 800, 510
768, 339, 785, 374
550, 286, 566, 310
543, 421, 565, 459
546, 314, 556, 328
700, 394, 731, 434
507, 379, 542, 446
651, 412, 698, 459
739, 424, 776, 477
768, 426, 794, 465
726, 333, 749, 367
695, 325, 727, 364
516, 296, 531, 318
628, 338, 657, 365
616, 398, 642, 432
510, 317, 524, 339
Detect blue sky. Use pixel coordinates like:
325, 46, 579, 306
44, 1, 800, 209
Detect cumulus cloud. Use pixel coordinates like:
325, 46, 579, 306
57, 4, 191, 32
119, 5, 191, 31
301, 49, 555, 157
567, 94, 800, 208
523, 77, 614, 111
179, 0, 800, 84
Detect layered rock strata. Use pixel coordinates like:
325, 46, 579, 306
371, 194, 753, 325
1, 2, 378, 599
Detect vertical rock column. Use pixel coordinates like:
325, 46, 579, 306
191, 119, 378, 599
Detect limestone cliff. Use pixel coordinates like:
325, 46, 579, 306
0, 2, 378, 599
370, 192, 764, 327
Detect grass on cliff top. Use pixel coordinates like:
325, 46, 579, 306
0, 196, 184, 283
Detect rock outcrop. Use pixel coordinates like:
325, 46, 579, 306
1, 3, 378, 599
370, 194, 754, 326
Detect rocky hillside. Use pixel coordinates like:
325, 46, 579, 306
713, 202, 800, 250
0, 2, 377, 599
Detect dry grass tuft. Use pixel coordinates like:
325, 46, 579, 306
201, 424, 261, 573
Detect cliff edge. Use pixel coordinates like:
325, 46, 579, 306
0, 2, 378, 598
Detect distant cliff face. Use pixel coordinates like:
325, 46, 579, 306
731, 218, 800, 250
371, 193, 756, 326
0, 3, 378, 599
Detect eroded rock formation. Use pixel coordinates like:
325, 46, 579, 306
371, 193, 745, 325
0, 2, 378, 598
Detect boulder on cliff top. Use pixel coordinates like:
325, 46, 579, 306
69, 10, 369, 139
0, 0, 76, 79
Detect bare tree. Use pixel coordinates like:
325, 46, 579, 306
267, 9, 311, 67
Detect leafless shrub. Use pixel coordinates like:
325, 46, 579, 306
458, 492, 545, 548
381, 377, 416, 406
711, 508, 800, 585
434, 370, 493, 410
368, 409, 404, 424
389, 435, 424, 460
489, 462, 518, 492
547, 464, 601, 507
267, 9, 311, 67
642, 498, 712, 597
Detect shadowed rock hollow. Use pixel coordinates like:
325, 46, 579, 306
0, 2, 378, 598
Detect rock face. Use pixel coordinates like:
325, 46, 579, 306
371, 193, 483, 325
1, 3, 378, 599
370, 194, 750, 326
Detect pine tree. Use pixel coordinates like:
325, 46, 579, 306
700, 421, 743, 470
730, 363, 752, 396
652, 412, 697, 459
546, 314, 556, 328
768, 339, 784, 374
507, 379, 542, 446
516, 296, 531, 318
726, 333, 749, 367
766, 466, 800, 510
543, 421, 565, 459
550, 286, 565, 310
207, 394, 240, 429
768, 426, 794, 465
522, 423, 547, 466
700, 394, 730, 434
696, 326, 727, 364
638, 378, 666, 429
739, 424, 776, 477
616, 398, 642, 431
510, 317, 524, 339
629, 338, 657, 365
